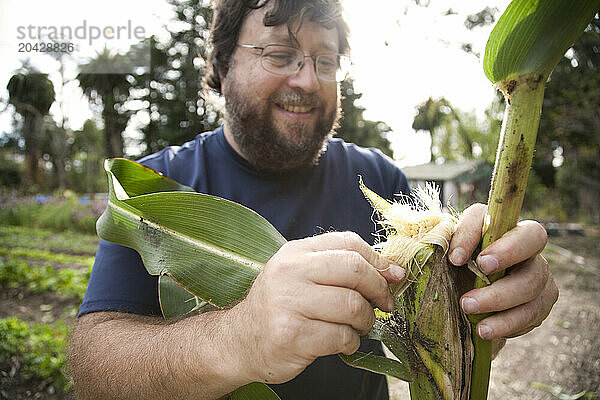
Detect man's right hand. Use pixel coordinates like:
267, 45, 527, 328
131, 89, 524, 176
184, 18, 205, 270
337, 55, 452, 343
229, 231, 406, 384
69, 232, 405, 400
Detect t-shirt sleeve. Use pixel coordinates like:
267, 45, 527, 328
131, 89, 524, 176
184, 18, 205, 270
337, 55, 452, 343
78, 239, 161, 317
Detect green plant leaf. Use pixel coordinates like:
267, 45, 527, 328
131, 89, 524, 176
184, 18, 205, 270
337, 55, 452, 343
340, 351, 412, 382
531, 382, 596, 400
105, 157, 196, 196
484, 0, 600, 86
158, 275, 212, 318
230, 382, 281, 400
97, 159, 286, 400
97, 158, 287, 309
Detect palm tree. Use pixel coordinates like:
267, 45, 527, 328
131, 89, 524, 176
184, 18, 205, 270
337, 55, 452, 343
77, 48, 132, 158
7, 68, 55, 186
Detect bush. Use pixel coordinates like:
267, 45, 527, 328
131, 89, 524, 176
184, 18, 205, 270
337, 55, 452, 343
523, 170, 569, 222
0, 192, 106, 234
0, 317, 70, 393
0, 225, 99, 255
0, 256, 90, 301
0, 161, 21, 187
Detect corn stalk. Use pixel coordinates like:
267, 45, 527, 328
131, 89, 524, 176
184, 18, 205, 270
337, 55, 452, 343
469, 1, 600, 399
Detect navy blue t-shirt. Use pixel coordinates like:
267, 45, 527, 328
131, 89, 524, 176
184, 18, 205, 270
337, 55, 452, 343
80, 126, 410, 400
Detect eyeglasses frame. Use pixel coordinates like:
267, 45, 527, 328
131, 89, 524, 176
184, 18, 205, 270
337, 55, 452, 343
237, 43, 350, 82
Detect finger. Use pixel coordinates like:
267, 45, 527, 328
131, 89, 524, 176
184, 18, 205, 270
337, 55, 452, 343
476, 220, 548, 275
304, 249, 395, 311
474, 277, 559, 340
298, 232, 406, 283
296, 284, 376, 335
295, 319, 361, 358
460, 255, 550, 314
448, 203, 487, 266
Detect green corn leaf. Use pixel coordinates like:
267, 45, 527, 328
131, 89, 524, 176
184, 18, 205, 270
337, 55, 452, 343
105, 157, 196, 195
484, 0, 600, 88
98, 158, 284, 400
230, 382, 281, 400
158, 275, 212, 318
340, 352, 412, 382
97, 158, 287, 309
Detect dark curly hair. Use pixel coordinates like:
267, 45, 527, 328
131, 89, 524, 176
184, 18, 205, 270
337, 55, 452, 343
205, 0, 350, 94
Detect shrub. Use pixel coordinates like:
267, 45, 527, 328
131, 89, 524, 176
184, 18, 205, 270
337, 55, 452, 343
0, 192, 106, 234
0, 317, 70, 393
0, 256, 90, 301
0, 226, 99, 255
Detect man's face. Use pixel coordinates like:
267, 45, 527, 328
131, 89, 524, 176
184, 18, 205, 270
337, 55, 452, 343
221, 7, 341, 172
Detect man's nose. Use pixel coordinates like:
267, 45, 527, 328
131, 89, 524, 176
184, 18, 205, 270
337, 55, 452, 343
287, 57, 321, 93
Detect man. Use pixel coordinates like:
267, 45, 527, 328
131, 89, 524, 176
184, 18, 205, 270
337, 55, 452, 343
69, 1, 558, 399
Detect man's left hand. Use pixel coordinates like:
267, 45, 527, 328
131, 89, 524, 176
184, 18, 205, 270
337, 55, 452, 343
447, 203, 559, 343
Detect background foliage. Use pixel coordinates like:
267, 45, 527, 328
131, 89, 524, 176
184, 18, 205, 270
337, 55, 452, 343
1, 2, 597, 223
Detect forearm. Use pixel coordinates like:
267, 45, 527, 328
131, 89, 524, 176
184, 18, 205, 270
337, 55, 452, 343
69, 310, 252, 400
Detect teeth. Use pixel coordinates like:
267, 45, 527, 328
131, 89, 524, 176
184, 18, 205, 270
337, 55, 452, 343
280, 104, 312, 113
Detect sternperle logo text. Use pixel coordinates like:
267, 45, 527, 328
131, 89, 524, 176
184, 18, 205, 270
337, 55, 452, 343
16, 20, 146, 46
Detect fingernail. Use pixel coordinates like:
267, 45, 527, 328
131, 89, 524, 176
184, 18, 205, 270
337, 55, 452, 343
461, 297, 479, 314
449, 248, 467, 265
478, 324, 492, 340
389, 264, 406, 281
478, 255, 499, 274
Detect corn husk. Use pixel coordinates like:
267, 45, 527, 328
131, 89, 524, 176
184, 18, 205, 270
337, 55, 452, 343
361, 180, 474, 400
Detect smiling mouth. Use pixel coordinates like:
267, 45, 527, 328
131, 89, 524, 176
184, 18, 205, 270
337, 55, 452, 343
278, 104, 314, 113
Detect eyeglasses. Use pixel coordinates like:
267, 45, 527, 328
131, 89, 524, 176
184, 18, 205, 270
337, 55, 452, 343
237, 44, 351, 82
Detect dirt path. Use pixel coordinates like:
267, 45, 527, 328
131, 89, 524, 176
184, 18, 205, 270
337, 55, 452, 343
389, 232, 600, 399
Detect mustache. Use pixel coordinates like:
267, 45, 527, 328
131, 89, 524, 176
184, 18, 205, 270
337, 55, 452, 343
270, 90, 322, 108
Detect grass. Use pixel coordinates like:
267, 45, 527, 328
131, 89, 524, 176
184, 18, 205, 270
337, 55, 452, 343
531, 382, 598, 399
0, 317, 69, 394
0, 227, 95, 302
0, 225, 99, 255
0, 246, 95, 266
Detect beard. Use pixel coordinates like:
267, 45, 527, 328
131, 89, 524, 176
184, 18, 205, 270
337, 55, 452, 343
223, 79, 340, 173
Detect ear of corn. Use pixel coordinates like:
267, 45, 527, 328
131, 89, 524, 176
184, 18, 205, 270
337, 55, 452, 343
360, 180, 473, 400
360, 179, 459, 300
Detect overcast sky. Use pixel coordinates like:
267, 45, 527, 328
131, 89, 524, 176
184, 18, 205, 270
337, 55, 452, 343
0, 0, 510, 165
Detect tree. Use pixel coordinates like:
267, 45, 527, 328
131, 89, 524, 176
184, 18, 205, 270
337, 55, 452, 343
43, 39, 80, 189
336, 78, 394, 157
70, 120, 106, 193
136, 0, 222, 154
6, 68, 55, 187
412, 96, 500, 164
77, 48, 133, 158
535, 15, 600, 221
